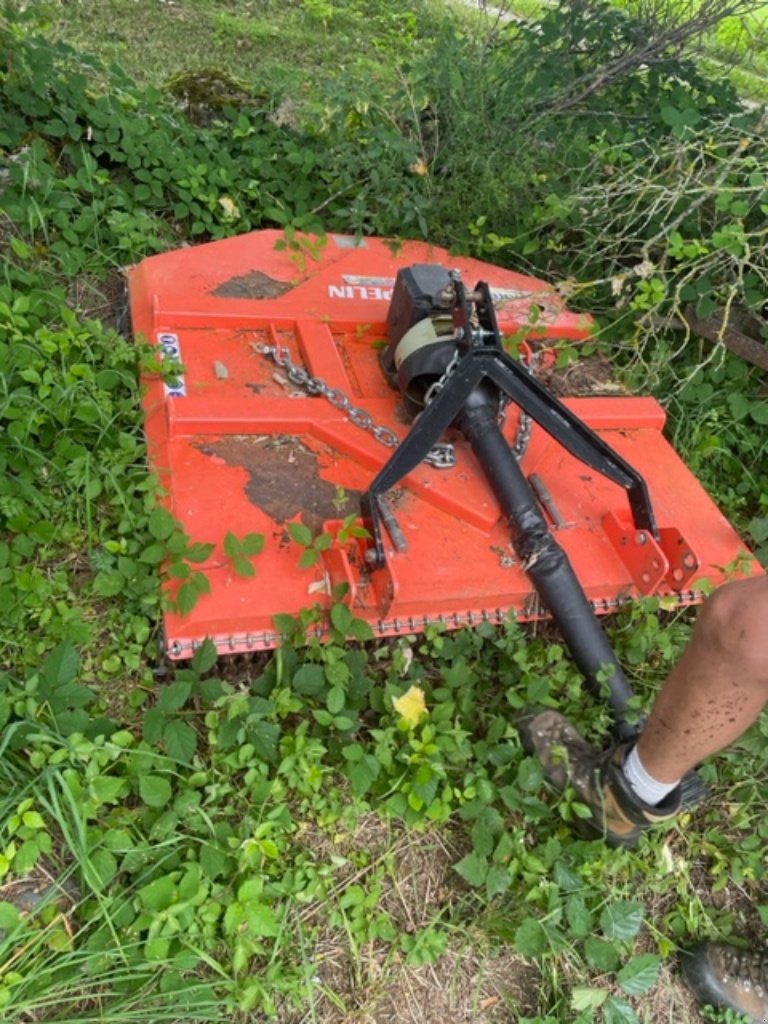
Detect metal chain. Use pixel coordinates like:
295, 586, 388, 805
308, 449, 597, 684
252, 340, 540, 464
510, 349, 542, 459
251, 342, 455, 468
421, 349, 460, 406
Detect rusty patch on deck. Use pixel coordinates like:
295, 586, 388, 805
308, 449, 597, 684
197, 435, 360, 530
212, 270, 292, 299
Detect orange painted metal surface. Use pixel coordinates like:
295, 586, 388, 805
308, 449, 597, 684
127, 231, 760, 658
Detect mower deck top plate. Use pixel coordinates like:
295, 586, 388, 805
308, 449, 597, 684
127, 231, 760, 658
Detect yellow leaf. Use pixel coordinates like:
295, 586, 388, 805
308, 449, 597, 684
409, 157, 428, 176
218, 195, 239, 219
393, 685, 427, 726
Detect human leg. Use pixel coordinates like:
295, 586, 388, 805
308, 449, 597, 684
518, 574, 768, 846
634, 574, 768, 782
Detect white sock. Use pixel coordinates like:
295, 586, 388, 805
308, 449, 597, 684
622, 745, 680, 806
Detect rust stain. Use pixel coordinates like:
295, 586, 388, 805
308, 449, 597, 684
212, 270, 291, 299
196, 435, 360, 530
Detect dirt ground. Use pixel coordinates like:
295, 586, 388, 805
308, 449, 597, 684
277, 813, 726, 1024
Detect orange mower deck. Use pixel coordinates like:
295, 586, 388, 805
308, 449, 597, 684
127, 231, 760, 659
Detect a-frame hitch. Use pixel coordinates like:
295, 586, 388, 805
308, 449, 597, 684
364, 266, 658, 743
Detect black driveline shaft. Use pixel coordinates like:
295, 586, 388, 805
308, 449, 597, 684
458, 386, 636, 737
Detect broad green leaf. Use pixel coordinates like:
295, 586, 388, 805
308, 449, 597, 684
584, 936, 620, 972
223, 530, 241, 557
90, 848, 118, 889
244, 902, 279, 937
274, 612, 298, 636
240, 532, 264, 555
185, 541, 215, 563
287, 521, 312, 547
603, 995, 639, 1024
139, 542, 165, 565
145, 936, 171, 961
142, 706, 166, 745
157, 681, 191, 713
454, 851, 488, 888
347, 754, 380, 797
566, 894, 593, 938
166, 561, 191, 580
92, 570, 126, 597
313, 531, 333, 551
178, 864, 202, 902
0, 901, 20, 930
516, 756, 544, 791
148, 506, 177, 541
14, 838, 41, 873
139, 775, 172, 808
326, 685, 345, 715
231, 554, 256, 578
191, 638, 218, 674
250, 719, 279, 762
617, 953, 661, 995
347, 616, 374, 641
164, 719, 197, 763
41, 642, 79, 689
200, 843, 230, 880
139, 875, 176, 912
600, 900, 644, 940
514, 918, 548, 957
292, 663, 326, 696
471, 819, 495, 858
330, 602, 353, 635
176, 581, 200, 615
485, 865, 512, 900
238, 879, 262, 902
571, 987, 608, 1011
192, 570, 211, 594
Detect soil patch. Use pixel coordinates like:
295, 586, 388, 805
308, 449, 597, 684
212, 269, 292, 299
288, 813, 539, 1023
538, 351, 626, 397
197, 434, 360, 531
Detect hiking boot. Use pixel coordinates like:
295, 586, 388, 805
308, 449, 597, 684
680, 942, 768, 1023
517, 710, 681, 847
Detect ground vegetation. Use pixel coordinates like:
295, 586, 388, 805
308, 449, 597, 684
0, 1, 766, 1021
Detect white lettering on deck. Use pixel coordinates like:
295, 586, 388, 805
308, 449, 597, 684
328, 284, 393, 301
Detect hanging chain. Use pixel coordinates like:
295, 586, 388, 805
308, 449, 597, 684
251, 342, 455, 468
252, 340, 541, 464
510, 349, 541, 459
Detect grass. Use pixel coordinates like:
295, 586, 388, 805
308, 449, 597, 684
45, 0, 431, 95
1, 1, 767, 1022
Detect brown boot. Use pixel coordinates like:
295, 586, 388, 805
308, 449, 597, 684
680, 942, 768, 1022
517, 710, 681, 847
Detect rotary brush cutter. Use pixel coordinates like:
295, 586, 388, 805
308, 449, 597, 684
128, 230, 760, 749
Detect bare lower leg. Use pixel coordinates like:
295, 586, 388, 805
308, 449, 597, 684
635, 575, 768, 783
